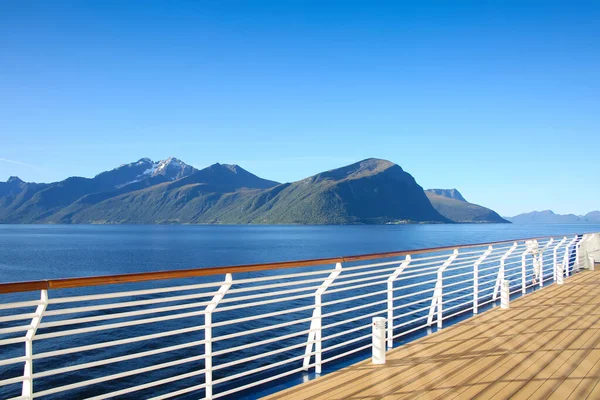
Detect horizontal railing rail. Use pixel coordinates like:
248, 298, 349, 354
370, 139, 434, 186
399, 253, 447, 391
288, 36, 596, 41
0, 232, 597, 400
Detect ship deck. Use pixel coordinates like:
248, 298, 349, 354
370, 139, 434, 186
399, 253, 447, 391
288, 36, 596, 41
265, 269, 600, 400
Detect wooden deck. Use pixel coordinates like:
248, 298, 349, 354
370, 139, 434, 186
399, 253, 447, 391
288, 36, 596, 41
265, 269, 600, 400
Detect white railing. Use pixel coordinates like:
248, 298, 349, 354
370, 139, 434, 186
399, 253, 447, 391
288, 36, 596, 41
0, 233, 596, 399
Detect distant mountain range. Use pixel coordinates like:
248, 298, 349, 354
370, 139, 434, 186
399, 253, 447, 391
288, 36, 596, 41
506, 210, 600, 224
0, 157, 508, 225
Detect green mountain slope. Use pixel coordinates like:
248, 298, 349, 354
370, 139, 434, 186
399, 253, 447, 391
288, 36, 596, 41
47, 163, 281, 223
5, 158, 521, 225
215, 158, 448, 224
426, 188, 467, 202
425, 190, 508, 223
44, 159, 448, 224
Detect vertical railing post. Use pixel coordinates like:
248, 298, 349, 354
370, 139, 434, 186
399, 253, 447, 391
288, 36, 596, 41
563, 236, 578, 278
538, 250, 543, 288
204, 273, 232, 400
427, 249, 458, 329
556, 237, 571, 285
303, 262, 342, 374
521, 245, 533, 294
493, 243, 517, 301
538, 239, 553, 287
372, 317, 386, 364
386, 255, 411, 349
473, 246, 493, 314
575, 236, 582, 272
557, 264, 564, 284
501, 280, 510, 309
22, 290, 48, 399
553, 237, 567, 283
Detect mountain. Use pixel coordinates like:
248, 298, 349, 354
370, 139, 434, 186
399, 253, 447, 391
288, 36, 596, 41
425, 189, 467, 202
0, 160, 281, 224
0, 158, 452, 224
208, 158, 449, 224
425, 189, 509, 223
0, 157, 198, 223
584, 211, 600, 223
52, 159, 448, 224
508, 210, 600, 224
149, 157, 197, 181
0, 177, 49, 222
0, 176, 28, 197
223, 164, 279, 189
94, 157, 197, 188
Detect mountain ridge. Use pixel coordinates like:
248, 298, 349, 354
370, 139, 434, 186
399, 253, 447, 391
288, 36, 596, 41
425, 189, 467, 202
424, 189, 509, 223
507, 210, 600, 224
1, 157, 505, 225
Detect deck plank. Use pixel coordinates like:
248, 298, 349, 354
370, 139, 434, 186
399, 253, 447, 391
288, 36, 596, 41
264, 269, 600, 400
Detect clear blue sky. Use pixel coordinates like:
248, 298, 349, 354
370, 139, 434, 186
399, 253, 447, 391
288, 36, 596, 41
1, 1, 598, 216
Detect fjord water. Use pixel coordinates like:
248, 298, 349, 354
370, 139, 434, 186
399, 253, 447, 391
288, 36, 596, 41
1, 223, 599, 283
1, 224, 598, 399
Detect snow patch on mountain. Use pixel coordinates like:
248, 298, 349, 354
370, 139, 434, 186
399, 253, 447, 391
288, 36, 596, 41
143, 164, 158, 176
103, 157, 197, 189
149, 157, 196, 180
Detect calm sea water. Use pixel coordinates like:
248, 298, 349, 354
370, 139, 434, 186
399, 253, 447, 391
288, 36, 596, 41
1, 223, 599, 284
0, 224, 598, 399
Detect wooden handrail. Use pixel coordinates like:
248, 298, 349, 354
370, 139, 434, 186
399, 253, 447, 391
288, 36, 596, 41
0, 233, 591, 294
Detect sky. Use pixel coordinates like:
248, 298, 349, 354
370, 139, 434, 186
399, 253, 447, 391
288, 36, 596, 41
1, 1, 599, 216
